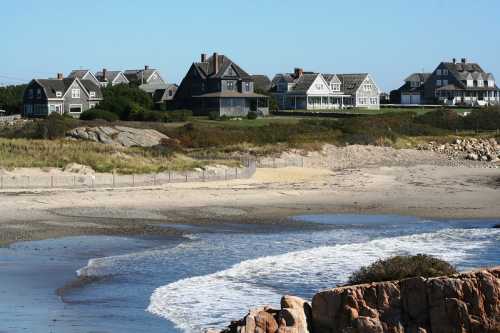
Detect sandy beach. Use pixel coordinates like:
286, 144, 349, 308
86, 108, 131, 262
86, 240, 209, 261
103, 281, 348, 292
0, 160, 499, 246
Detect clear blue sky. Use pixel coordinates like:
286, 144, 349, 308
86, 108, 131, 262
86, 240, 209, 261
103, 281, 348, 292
1, 0, 499, 91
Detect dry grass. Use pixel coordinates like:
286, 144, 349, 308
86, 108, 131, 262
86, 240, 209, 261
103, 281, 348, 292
0, 139, 208, 174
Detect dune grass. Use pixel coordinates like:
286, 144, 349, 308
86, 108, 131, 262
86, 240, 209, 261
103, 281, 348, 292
0, 138, 207, 174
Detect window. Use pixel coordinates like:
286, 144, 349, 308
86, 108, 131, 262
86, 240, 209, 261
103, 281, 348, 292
56, 91, 62, 97
89, 91, 96, 98
478, 80, 484, 87
28, 89, 33, 99
36, 89, 42, 99
442, 69, 448, 76
226, 81, 235, 91
244, 82, 250, 92
364, 84, 372, 91
436, 80, 442, 86
49, 104, 56, 113
69, 105, 82, 113
442, 80, 448, 86
315, 84, 324, 90
436, 69, 442, 76
331, 84, 340, 91
370, 97, 378, 105
168, 90, 173, 97
71, 88, 80, 98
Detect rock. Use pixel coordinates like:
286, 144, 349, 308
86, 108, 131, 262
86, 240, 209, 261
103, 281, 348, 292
467, 153, 479, 161
419, 137, 500, 164
66, 126, 169, 147
311, 267, 500, 333
63, 163, 95, 175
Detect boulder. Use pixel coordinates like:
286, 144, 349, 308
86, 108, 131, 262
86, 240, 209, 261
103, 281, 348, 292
311, 267, 500, 333
66, 126, 169, 147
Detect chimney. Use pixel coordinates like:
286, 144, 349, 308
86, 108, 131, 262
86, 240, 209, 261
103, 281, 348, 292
453, 58, 456, 64
461, 58, 467, 64
145, 65, 150, 70
201, 53, 207, 62
213, 52, 219, 73
294, 68, 304, 79
57, 73, 64, 80
102, 68, 108, 81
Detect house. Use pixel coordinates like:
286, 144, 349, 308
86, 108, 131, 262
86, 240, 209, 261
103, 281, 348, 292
68, 70, 100, 86
23, 73, 103, 118
396, 58, 500, 106
271, 69, 380, 110
95, 69, 129, 87
174, 52, 269, 116
425, 58, 499, 106
124, 66, 165, 86
152, 84, 178, 106
251, 75, 272, 93
396, 73, 431, 105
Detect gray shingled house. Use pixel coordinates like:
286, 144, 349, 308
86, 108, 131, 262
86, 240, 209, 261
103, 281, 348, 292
394, 73, 431, 105
23, 73, 103, 118
95, 69, 129, 87
174, 53, 269, 116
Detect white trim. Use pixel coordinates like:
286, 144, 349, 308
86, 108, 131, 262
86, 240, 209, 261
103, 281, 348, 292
112, 72, 130, 84
62, 78, 90, 98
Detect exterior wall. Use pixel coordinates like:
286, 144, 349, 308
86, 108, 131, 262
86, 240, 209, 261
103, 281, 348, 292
112, 73, 129, 86
147, 71, 165, 84
23, 81, 50, 117
401, 94, 421, 105
354, 76, 380, 109
62, 80, 90, 115
82, 72, 100, 86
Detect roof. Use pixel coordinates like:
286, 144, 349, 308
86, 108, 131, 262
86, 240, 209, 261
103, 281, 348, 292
336, 74, 369, 94
68, 70, 91, 79
153, 84, 177, 102
34, 78, 103, 99
290, 73, 320, 93
404, 73, 431, 83
193, 91, 267, 98
251, 75, 271, 92
124, 69, 160, 83
139, 83, 174, 94
193, 54, 251, 79
95, 70, 125, 84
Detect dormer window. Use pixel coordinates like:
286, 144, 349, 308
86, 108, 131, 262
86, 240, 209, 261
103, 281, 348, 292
244, 82, 251, 92
436, 69, 442, 76
56, 91, 62, 98
28, 89, 33, 99
71, 88, 80, 98
36, 89, 42, 99
442, 69, 448, 76
478, 80, 484, 87
226, 81, 235, 91
90, 91, 96, 98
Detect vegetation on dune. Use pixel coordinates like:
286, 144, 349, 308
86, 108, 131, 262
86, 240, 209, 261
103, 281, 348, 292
348, 254, 458, 285
0, 84, 26, 114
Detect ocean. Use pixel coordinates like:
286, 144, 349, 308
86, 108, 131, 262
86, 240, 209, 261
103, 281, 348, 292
0, 214, 499, 333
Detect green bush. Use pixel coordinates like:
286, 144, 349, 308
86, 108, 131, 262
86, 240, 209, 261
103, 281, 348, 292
208, 111, 220, 121
416, 109, 462, 130
463, 107, 500, 130
166, 110, 192, 122
247, 111, 258, 120
35, 113, 78, 139
348, 254, 457, 285
80, 109, 119, 122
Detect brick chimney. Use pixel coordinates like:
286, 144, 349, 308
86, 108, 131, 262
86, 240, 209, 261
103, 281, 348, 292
453, 58, 456, 64
57, 73, 64, 80
213, 52, 219, 73
102, 68, 108, 81
145, 65, 150, 70
201, 53, 207, 62
461, 58, 467, 64
294, 68, 304, 79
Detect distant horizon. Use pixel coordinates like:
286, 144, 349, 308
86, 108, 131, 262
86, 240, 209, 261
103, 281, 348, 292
2, 0, 499, 92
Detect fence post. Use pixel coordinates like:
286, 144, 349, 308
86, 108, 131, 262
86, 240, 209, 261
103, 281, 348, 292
185, 173, 188, 182
168, 171, 171, 183
51, 176, 54, 188
225, 169, 227, 181
73, 176, 76, 187
202, 170, 205, 182
235, 168, 238, 178
132, 174, 135, 186
113, 173, 116, 188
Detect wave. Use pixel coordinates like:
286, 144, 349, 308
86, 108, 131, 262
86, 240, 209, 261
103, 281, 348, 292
147, 228, 499, 333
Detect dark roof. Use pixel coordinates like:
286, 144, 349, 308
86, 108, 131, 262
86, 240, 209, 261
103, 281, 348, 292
68, 70, 91, 79
251, 75, 271, 92
193, 91, 267, 98
34, 78, 102, 99
291, 73, 320, 92
124, 69, 160, 83
436, 84, 499, 92
193, 54, 251, 80
95, 70, 125, 83
404, 73, 431, 83
337, 74, 369, 94
152, 84, 178, 102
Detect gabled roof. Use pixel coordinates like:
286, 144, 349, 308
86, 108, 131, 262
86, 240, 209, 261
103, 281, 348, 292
251, 75, 272, 92
33, 78, 102, 99
337, 74, 369, 94
322, 74, 341, 84
95, 70, 128, 84
152, 84, 178, 102
139, 83, 175, 94
194, 54, 251, 79
68, 70, 91, 79
404, 73, 431, 83
124, 69, 162, 83
291, 73, 321, 93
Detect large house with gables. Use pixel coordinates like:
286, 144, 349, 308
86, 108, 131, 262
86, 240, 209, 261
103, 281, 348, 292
174, 52, 268, 116
95, 69, 129, 87
271, 69, 380, 110
396, 58, 500, 106
23, 73, 103, 117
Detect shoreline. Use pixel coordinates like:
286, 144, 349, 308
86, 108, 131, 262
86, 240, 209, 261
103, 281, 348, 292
0, 163, 499, 247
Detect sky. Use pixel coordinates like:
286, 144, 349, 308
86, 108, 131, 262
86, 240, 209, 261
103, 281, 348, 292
1, 0, 500, 92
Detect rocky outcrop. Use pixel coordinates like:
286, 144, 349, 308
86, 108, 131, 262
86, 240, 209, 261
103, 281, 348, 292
66, 126, 169, 147
219, 296, 312, 333
216, 267, 500, 333
418, 138, 500, 163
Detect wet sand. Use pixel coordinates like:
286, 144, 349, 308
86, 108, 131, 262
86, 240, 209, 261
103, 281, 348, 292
0, 164, 499, 246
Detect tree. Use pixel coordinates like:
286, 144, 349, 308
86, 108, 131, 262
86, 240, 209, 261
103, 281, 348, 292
0, 84, 27, 114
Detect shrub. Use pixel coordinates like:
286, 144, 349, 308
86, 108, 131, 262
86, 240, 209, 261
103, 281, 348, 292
80, 109, 119, 122
208, 111, 220, 121
462, 107, 500, 130
416, 109, 462, 130
32, 113, 78, 139
166, 110, 192, 122
348, 254, 457, 285
247, 111, 258, 120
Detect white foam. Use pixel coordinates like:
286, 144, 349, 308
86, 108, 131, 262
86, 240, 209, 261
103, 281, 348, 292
147, 228, 498, 333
